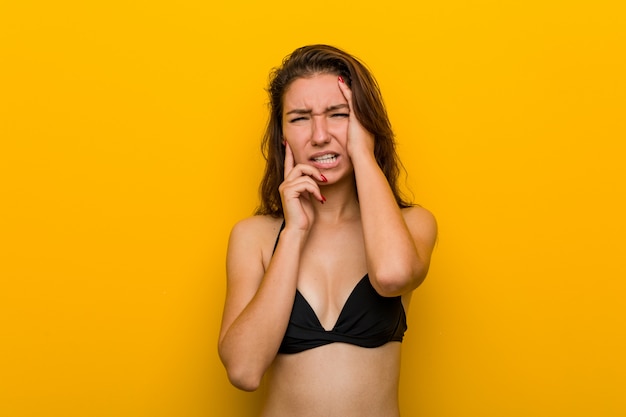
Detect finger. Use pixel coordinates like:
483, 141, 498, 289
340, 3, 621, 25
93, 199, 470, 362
337, 76, 363, 130
283, 141, 295, 178
337, 76, 354, 110
282, 176, 326, 204
284, 163, 327, 183
295, 180, 326, 204
338, 76, 371, 138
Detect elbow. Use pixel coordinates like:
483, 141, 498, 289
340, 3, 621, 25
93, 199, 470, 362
218, 345, 264, 392
225, 366, 262, 392
370, 262, 429, 297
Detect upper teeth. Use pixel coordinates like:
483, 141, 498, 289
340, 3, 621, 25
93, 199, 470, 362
314, 154, 337, 163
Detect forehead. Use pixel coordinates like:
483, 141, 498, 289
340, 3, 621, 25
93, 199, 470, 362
283, 73, 346, 111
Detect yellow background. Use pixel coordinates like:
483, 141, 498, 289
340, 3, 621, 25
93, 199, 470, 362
1, 0, 625, 416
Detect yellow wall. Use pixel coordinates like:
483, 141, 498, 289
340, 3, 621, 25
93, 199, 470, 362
2, 1, 625, 416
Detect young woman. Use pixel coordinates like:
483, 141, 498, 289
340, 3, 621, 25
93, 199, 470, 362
218, 44, 437, 417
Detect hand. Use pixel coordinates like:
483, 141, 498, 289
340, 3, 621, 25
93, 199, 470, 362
279, 142, 327, 232
337, 77, 375, 160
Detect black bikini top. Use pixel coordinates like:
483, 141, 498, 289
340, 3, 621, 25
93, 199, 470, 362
273, 222, 407, 354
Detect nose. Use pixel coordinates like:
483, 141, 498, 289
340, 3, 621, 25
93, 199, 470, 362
310, 115, 331, 146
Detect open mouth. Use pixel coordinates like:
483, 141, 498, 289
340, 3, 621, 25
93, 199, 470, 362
311, 154, 338, 164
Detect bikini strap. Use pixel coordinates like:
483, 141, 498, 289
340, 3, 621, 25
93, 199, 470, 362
272, 220, 286, 254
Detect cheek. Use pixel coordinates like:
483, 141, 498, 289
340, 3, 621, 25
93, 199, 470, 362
287, 145, 307, 164
329, 119, 349, 134
282, 135, 305, 164
283, 128, 306, 150
329, 125, 349, 147
282, 123, 297, 141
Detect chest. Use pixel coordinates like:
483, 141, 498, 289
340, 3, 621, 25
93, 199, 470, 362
296, 224, 368, 330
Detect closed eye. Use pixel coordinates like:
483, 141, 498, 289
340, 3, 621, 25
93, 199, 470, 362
289, 116, 308, 123
331, 113, 349, 118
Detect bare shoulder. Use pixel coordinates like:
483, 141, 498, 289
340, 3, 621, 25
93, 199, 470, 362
228, 215, 284, 270
401, 205, 437, 227
223, 215, 283, 311
401, 205, 438, 247
230, 215, 283, 243
220, 215, 284, 345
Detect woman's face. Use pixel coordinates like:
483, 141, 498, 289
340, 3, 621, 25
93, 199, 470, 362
281, 73, 352, 181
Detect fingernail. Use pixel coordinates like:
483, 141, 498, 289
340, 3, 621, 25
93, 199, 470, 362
338, 76, 344, 83
320, 195, 327, 204
320, 174, 327, 182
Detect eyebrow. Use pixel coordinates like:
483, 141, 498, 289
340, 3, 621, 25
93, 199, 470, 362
285, 104, 349, 116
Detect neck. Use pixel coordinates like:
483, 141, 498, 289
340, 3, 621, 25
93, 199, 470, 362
311, 176, 360, 224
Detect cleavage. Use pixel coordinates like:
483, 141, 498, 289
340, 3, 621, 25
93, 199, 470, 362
296, 221, 366, 330
296, 270, 367, 331
297, 274, 368, 331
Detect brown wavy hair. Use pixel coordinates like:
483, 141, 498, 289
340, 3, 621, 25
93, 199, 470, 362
255, 44, 411, 217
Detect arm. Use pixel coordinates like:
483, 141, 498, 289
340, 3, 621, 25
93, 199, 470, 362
338, 78, 438, 297
218, 218, 306, 391
218, 144, 326, 391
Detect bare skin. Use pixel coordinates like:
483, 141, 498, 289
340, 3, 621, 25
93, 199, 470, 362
219, 74, 438, 416
264, 342, 403, 417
